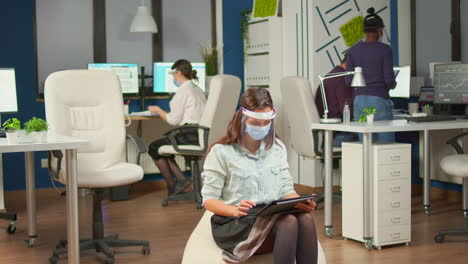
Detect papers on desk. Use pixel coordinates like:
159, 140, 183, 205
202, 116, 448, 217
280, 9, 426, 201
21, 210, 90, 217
128, 110, 159, 117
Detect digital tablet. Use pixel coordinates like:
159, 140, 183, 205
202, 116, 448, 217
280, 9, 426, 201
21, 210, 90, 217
256, 195, 316, 217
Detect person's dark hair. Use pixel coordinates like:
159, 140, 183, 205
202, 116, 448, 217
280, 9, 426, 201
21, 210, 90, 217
363, 7, 384, 33
172, 59, 198, 80
208, 87, 276, 152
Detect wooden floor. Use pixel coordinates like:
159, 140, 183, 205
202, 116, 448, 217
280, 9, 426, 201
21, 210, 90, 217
0, 183, 467, 264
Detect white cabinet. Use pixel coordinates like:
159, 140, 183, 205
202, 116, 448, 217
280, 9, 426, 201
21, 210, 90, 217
244, 17, 284, 137
342, 142, 411, 249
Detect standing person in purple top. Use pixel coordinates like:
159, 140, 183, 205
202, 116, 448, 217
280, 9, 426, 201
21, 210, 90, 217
315, 55, 356, 147
345, 7, 396, 142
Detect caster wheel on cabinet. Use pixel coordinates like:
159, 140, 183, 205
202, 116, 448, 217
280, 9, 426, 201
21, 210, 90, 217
434, 234, 444, 243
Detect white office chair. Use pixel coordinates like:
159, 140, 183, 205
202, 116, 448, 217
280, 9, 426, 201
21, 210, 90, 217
44, 70, 150, 264
434, 132, 468, 243
280, 76, 343, 203
158, 74, 241, 208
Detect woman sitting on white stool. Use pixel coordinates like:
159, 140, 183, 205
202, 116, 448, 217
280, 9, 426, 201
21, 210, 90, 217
200, 88, 319, 264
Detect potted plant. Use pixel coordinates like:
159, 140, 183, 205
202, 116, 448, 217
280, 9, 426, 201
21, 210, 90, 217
358, 107, 377, 123
201, 44, 218, 95
2, 118, 21, 144
24, 117, 48, 143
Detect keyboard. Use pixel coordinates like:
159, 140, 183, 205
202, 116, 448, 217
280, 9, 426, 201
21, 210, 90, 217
406, 115, 457, 123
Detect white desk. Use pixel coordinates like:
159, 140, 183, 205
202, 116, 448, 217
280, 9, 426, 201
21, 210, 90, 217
0, 134, 88, 263
312, 119, 468, 248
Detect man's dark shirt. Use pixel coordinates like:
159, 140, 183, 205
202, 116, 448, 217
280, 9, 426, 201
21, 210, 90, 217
315, 66, 354, 119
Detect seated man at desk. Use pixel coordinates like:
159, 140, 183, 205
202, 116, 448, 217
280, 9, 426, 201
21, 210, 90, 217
315, 55, 356, 147
147, 59, 206, 196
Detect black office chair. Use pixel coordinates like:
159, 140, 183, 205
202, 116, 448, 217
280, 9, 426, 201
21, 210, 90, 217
434, 132, 468, 243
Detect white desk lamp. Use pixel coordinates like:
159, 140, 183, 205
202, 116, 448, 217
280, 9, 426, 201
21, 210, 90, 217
318, 66, 366, 123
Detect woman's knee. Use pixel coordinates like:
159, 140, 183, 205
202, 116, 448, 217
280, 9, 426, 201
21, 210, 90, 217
276, 214, 298, 232
296, 211, 316, 225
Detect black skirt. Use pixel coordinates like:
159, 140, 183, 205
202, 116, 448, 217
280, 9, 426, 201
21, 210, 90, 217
148, 126, 198, 160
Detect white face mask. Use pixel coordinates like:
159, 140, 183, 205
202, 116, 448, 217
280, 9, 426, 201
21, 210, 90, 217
245, 123, 271, 141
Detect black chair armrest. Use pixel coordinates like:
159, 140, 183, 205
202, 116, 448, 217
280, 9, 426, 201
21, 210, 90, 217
48, 150, 64, 180
446, 132, 468, 154
313, 130, 324, 157
165, 125, 210, 155
313, 129, 342, 158
126, 134, 147, 153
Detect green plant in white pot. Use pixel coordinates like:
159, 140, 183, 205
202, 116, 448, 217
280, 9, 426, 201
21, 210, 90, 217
201, 43, 218, 96
2, 118, 21, 144
24, 117, 48, 143
358, 107, 377, 123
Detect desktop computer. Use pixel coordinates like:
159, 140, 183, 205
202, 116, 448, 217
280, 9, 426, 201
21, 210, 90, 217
433, 63, 468, 116
153, 62, 206, 94
88, 63, 139, 94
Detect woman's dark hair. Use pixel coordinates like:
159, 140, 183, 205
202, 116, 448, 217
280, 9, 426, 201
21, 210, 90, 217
363, 7, 384, 33
172, 59, 198, 80
208, 87, 276, 152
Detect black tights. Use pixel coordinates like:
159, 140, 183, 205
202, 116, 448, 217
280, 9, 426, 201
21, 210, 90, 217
258, 212, 318, 264
154, 156, 187, 189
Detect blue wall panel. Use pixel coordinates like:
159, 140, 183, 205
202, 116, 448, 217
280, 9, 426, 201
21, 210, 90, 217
0, 1, 52, 191
222, 0, 253, 92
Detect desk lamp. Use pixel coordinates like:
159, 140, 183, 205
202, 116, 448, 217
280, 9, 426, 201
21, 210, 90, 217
318, 67, 366, 123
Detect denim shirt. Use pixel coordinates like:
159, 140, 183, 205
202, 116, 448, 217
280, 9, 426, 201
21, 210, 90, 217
201, 139, 295, 206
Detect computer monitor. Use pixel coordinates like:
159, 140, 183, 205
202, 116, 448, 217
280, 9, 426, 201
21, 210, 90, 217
434, 63, 468, 104
429, 61, 461, 85
88, 63, 139, 94
390, 66, 411, 98
153, 62, 206, 94
0, 68, 18, 114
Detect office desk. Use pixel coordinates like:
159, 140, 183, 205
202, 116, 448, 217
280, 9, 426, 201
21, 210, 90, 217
126, 114, 161, 137
312, 119, 468, 248
0, 135, 88, 263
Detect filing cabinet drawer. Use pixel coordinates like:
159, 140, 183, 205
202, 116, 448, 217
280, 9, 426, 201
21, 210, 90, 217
377, 180, 411, 210
377, 210, 410, 227
376, 225, 410, 243
377, 148, 410, 165
377, 164, 410, 181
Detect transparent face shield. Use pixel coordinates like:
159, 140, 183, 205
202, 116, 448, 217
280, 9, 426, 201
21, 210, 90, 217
240, 107, 277, 149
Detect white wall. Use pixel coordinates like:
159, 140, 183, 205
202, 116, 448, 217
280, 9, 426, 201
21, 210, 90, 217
415, 0, 451, 84
162, 0, 212, 63
397, 0, 411, 67
36, 0, 94, 93
106, 0, 153, 72
462, 0, 468, 62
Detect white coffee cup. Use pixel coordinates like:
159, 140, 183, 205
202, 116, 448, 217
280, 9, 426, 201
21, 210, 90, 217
408, 103, 418, 114
123, 105, 129, 115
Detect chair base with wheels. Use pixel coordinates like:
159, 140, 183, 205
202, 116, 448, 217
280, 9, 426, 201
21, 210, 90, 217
49, 189, 150, 264
433, 132, 468, 244
161, 155, 203, 209
0, 212, 17, 234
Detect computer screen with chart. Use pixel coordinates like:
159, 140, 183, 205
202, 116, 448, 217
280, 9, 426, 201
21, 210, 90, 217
88, 63, 139, 94
389, 66, 411, 98
0, 68, 18, 113
153, 62, 206, 94
434, 63, 468, 104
